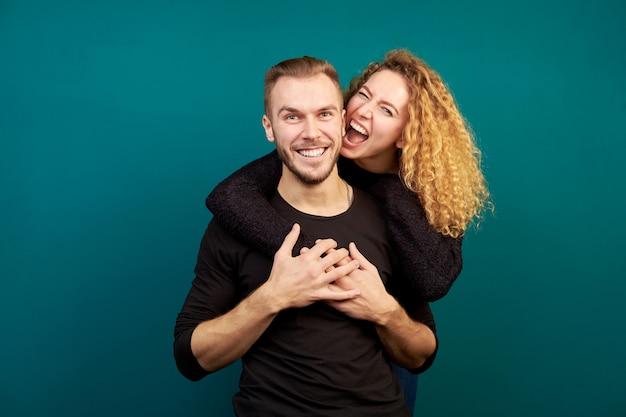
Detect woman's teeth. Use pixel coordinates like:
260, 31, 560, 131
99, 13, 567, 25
350, 120, 368, 136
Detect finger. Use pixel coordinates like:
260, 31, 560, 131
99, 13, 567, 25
276, 224, 300, 259
325, 259, 359, 282
334, 255, 352, 267
307, 238, 338, 259
348, 242, 371, 270
318, 249, 335, 272
320, 247, 350, 270
316, 287, 360, 301
322, 247, 353, 267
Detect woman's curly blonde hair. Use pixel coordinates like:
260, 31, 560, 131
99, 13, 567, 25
345, 49, 491, 238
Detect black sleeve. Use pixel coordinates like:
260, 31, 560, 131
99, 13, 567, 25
173, 221, 239, 381
205, 150, 315, 257
340, 158, 463, 302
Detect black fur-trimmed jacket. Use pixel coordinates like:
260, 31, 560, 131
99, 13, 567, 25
205, 150, 463, 302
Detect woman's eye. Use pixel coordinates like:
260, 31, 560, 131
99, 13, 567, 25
358, 91, 369, 99
382, 107, 392, 116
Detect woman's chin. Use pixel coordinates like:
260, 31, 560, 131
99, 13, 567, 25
340, 141, 361, 159
339, 147, 353, 159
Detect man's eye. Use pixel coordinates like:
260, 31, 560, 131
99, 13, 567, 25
321, 111, 331, 118
286, 114, 298, 120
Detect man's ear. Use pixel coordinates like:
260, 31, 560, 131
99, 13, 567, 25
262, 115, 274, 142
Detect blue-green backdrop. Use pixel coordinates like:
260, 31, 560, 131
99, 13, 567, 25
1, 1, 625, 416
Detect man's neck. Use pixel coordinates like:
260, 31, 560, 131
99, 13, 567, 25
277, 172, 352, 217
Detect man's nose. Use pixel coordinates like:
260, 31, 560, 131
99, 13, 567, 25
302, 117, 321, 139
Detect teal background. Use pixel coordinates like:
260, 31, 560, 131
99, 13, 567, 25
1, 1, 625, 416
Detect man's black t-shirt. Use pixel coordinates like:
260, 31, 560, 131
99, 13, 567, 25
176, 189, 420, 416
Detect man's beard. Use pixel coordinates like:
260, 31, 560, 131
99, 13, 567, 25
276, 146, 340, 185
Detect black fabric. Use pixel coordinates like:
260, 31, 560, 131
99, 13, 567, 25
205, 150, 463, 301
339, 158, 464, 301
175, 189, 422, 417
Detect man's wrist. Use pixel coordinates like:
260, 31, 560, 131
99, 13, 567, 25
373, 296, 403, 326
249, 283, 283, 316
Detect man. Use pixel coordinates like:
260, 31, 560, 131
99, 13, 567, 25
174, 56, 436, 416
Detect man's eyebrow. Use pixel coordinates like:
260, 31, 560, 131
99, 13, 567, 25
277, 105, 340, 114
277, 106, 300, 114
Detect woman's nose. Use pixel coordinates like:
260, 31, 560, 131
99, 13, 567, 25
356, 101, 374, 118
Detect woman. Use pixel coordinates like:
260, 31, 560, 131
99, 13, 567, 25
205, 49, 490, 411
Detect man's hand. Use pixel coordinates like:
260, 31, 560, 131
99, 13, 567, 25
325, 242, 437, 369
326, 242, 398, 324
259, 224, 361, 313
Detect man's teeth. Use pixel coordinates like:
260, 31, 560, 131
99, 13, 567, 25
298, 148, 324, 157
350, 120, 368, 136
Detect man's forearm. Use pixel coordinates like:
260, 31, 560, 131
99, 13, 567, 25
374, 302, 437, 370
190, 285, 279, 373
